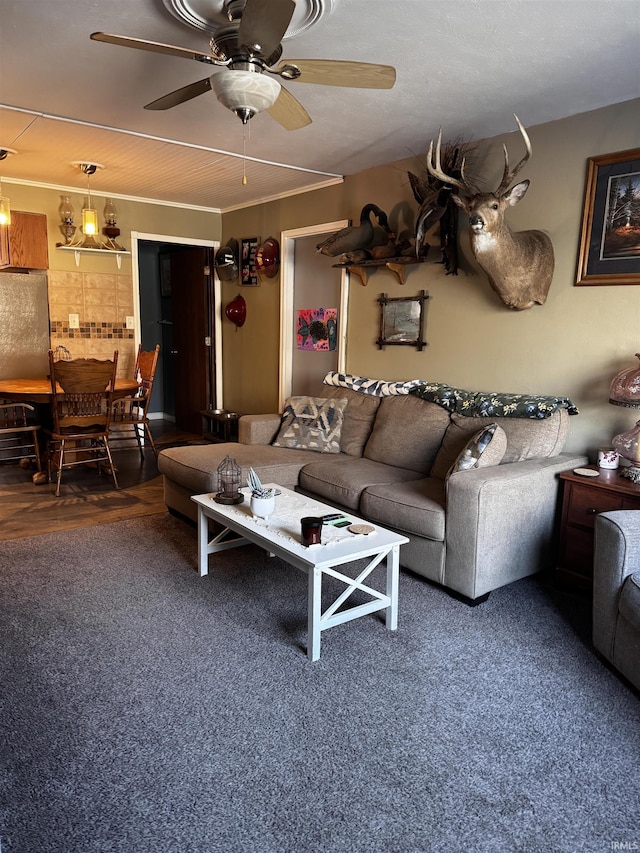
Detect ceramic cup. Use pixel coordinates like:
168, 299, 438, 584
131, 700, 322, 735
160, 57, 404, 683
597, 447, 619, 470
301, 516, 323, 547
250, 494, 275, 519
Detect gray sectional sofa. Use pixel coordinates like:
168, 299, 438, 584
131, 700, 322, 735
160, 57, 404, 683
593, 511, 640, 691
158, 380, 587, 602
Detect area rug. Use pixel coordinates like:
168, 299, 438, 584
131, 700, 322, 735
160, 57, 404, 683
1, 514, 639, 853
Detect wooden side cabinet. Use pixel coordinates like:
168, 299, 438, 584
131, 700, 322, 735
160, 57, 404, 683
0, 211, 49, 270
557, 467, 640, 586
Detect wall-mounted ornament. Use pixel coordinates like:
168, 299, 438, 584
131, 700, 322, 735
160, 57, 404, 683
297, 308, 337, 351
255, 236, 280, 279
315, 204, 392, 260
425, 115, 554, 310
377, 291, 429, 351
225, 294, 246, 329
241, 236, 260, 285
410, 137, 472, 275
215, 238, 239, 282
575, 147, 640, 286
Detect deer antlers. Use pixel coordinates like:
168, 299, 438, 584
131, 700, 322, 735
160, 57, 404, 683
427, 114, 532, 197
426, 135, 473, 194
495, 115, 532, 195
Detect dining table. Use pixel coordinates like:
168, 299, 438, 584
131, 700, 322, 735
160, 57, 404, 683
0, 377, 140, 403
0, 376, 141, 485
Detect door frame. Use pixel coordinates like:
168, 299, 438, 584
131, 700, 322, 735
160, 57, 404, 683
131, 231, 222, 409
279, 221, 349, 408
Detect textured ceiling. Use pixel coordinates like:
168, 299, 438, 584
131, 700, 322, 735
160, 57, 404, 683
1, 0, 639, 213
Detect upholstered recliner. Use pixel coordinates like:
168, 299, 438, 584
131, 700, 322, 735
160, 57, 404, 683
593, 511, 640, 692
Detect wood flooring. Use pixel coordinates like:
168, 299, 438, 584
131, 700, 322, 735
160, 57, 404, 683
0, 421, 202, 540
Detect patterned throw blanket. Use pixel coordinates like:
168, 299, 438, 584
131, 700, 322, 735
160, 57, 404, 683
323, 372, 579, 419
323, 372, 425, 397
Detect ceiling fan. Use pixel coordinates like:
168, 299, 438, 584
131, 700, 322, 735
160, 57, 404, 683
91, 0, 396, 130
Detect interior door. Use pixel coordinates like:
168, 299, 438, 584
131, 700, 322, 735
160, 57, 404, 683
170, 247, 212, 434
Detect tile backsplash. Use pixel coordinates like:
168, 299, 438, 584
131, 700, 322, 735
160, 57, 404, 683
47, 269, 136, 377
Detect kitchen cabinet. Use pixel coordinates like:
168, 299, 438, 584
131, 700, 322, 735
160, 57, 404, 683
0, 211, 49, 270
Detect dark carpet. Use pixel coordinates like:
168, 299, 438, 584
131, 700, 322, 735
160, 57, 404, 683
1, 514, 639, 853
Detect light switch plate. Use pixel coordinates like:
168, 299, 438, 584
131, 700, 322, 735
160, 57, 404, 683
125, 316, 135, 329
68, 313, 79, 329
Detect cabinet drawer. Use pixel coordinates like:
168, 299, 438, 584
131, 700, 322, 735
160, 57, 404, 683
562, 527, 594, 577
567, 485, 624, 530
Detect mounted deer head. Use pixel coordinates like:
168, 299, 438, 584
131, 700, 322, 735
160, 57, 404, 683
426, 115, 554, 310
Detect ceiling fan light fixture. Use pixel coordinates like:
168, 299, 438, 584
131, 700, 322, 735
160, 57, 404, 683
212, 69, 281, 123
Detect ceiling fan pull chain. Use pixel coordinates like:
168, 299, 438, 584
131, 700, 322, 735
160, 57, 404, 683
242, 126, 248, 186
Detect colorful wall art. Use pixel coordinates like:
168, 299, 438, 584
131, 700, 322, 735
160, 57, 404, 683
297, 308, 338, 351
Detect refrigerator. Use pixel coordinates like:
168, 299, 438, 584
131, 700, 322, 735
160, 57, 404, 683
0, 271, 50, 379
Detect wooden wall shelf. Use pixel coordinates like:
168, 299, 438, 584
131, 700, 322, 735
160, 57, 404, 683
332, 256, 427, 286
56, 244, 131, 269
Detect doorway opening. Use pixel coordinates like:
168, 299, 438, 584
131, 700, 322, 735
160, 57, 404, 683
280, 221, 349, 408
131, 232, 220, 433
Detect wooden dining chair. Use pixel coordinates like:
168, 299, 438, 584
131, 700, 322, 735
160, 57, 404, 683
0, 401, 43, 473
46, 350, 119, 497
110, 344, 160, 461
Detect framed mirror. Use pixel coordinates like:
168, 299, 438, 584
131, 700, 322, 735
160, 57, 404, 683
377, 290, 429, 350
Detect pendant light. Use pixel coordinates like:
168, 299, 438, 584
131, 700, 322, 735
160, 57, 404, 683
71, 161, 103, 243
0, 148, 17, 226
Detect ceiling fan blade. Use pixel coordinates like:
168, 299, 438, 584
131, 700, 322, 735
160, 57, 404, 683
90, 32, 218, 65
267, 87, 312, 131
277, 59, 396, 89
239, 0, 295, 59
144, 77, 213, 111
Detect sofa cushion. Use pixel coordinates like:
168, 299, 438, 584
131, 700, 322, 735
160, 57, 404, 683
431, 409, 569, 479
445, 424, 507, 479
363, 396, 451, 473
319, 385, 381, 456
272, 396, 347, 453
158, 443, 346, 495
299, 457, 424, 510
360, 478, 446, 541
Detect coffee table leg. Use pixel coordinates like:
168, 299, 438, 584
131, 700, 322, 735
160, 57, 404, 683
385, 545, 400, 630
308, 566, 322, 661
197, 505, 209, 577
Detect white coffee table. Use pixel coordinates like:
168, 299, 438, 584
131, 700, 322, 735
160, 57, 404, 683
191, 486, 409, 661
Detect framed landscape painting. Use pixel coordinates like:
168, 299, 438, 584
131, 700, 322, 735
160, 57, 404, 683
575, 147, 640, 286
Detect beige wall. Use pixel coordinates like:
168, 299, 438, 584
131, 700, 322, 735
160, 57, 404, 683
3, 183, 221, 376
4, 100, 638, 461
222, 98, 640, 460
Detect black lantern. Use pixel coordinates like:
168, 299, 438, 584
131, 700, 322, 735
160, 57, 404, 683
214, 455, 244, 504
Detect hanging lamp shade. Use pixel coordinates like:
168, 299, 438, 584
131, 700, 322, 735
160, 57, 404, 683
0, 196, 11, 226
82, 206, 99, 236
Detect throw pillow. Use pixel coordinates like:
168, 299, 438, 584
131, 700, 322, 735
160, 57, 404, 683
272, 396, 348, 453
445, 423, 507, 479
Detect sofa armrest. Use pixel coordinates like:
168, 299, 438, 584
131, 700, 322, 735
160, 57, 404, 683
593, 510, 640, 661
238, 414, 282, 445
444, 453, 588, 599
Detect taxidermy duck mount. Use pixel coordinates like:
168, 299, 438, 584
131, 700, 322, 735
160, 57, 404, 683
318, 203, 431, 286
316, 204, 394, 261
